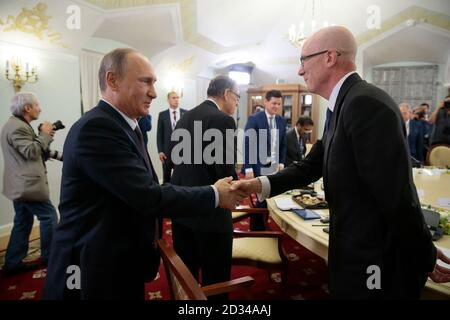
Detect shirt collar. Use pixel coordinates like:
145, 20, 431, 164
169, 106, 180, 114
101, 98, 138, 130
327, 71, 357, 112
206, 98, 221, 111
265, 110, 275, 120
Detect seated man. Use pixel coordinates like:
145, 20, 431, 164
286, 115, 314, 166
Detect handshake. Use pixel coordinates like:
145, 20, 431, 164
213, 177, 263, 210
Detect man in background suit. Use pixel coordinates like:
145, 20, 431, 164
1, 92, 57, 275
286, 115, 314, 166
399, 103, 425, 163
232, 26, 450, 298
171, 75, 239, 299
157, 91, 187, 183
43, 48, 242, 300
242, 89, 287, 230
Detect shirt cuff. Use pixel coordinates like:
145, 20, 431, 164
211, 185, 219, 208
256, 176, 271, 202
245, 168, 253, 174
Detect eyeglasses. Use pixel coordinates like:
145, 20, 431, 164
229, 90, 240, 102
300, 49, 341, 67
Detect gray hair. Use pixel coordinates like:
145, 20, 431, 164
399, 102, 411, 111
98, 48, 138, 92
207, 75, 237, 98
10, 92, 38, 116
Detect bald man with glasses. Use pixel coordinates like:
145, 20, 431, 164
232, 26, 450, 299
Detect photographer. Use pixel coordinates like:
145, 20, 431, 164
1, 92, 57, 275
430, 95, 450, 145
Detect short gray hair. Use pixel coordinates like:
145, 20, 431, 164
98, 48, 138, 92
399, 102, 411, 111
207, 75, 237, 98
10, 92, 38, 116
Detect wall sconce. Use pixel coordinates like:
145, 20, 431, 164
166, 68, 184, 98
5, 57, 38, 93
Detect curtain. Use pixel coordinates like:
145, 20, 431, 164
80, 50, 103, 113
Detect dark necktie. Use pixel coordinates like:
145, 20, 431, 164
172, 110, 177, 130
298, 135, 304, 158
134, 125, 160, 248
324, 108, 333, 134
134, 126, 151, 170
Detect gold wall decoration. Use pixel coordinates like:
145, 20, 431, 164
0, 3, 69, 48
174, 56, 195, 73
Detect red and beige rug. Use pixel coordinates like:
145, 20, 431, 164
0, 217, 329, 300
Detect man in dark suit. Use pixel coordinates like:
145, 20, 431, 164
286, 116, 314, 166
43, 48, 243, 300
242, 89, 287, 230
232, 26, 450, 298
157, 92, 187, 183
171, 75, 239, 299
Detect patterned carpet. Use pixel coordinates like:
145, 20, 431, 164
0, 217, 329, 300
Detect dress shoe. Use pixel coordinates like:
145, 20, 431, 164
2, 261, 41, 276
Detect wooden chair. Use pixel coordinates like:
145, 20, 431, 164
426, 144, 450, 167
231, 204, 289, 287
157, 239, 254, 300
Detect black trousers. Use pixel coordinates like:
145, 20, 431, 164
172, 220, 233, 300
162, 160, 173, 184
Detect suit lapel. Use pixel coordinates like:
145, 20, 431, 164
323, 73, 363, 174
98, 101, 158, 181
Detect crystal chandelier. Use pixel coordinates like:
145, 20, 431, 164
288, 0, 334, 48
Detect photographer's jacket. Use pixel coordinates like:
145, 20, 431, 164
1, 116, 53, 201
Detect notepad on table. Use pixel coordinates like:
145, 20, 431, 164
292, 208, 321, 220
274, 198, 301, 211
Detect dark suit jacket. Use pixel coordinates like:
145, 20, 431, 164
171, 100, 237, 233
266, 74, 436, 299
44, 100, 215, 300
157, 108, 187, 159
286, 128, 307, 166
242, 111, 287, 177
408, 119, 425, 162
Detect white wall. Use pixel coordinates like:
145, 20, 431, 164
0, 42, 81, 234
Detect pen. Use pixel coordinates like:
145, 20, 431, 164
312, 224, 329, 226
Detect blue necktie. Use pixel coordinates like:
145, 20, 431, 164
324, 108, 333, 133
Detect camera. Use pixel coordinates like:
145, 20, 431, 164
444, 100, 450, 110
38, 120, 65, 132
46, 149, 63, 161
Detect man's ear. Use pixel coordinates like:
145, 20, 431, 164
106, 71, 119, 91
23, 104, 32, 113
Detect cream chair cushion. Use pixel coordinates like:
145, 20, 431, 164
429, 146, 450, 166
232, 211, 249, 220
232, 237, 282, 264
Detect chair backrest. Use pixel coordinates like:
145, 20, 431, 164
157, 239, 207, 300
427, 144, 450, 167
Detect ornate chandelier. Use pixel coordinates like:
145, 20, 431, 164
287, 0, 334, 48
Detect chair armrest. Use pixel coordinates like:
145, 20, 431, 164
233, 229, 284, 238
233, 207, 269, 214
202, 276, 255, 297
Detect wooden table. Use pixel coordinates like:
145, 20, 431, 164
267, 170, 450, 298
